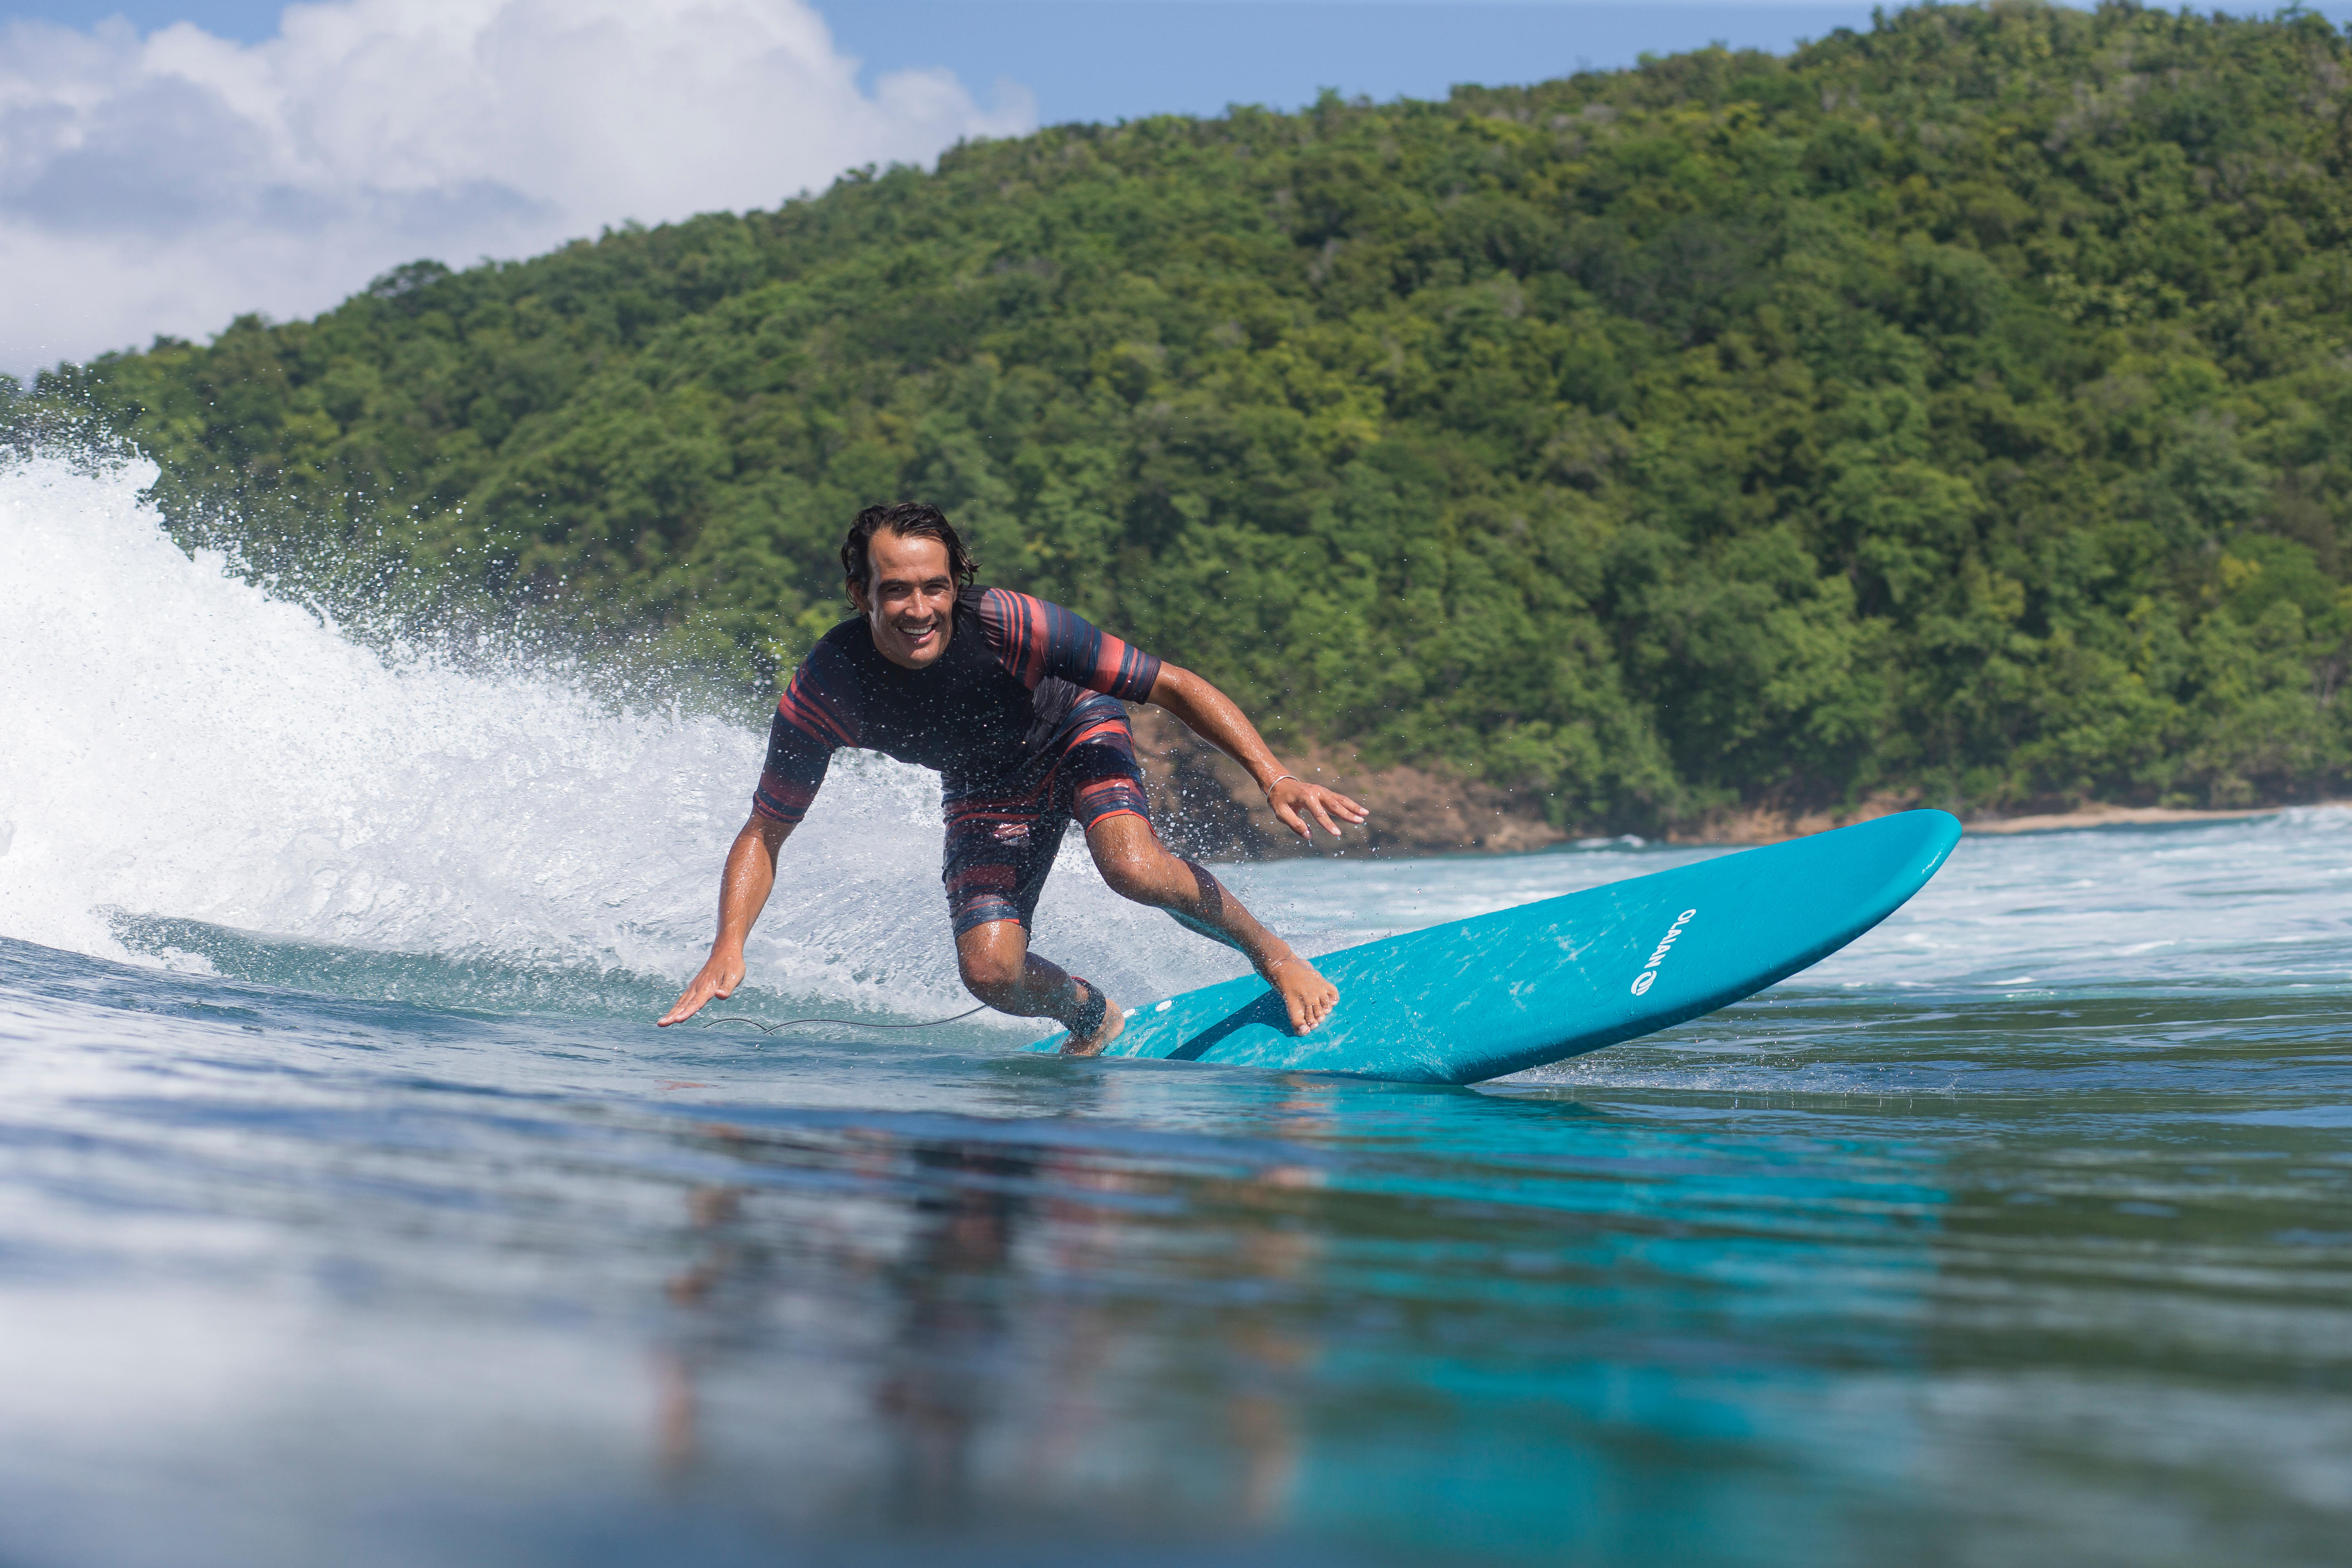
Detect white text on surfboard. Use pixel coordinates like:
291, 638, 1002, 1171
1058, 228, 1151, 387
1630, 909, 1699, 996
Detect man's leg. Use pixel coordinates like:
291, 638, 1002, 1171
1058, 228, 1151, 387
954, 919, 1124, 1055
942, 795, 1121, 1054
1083, 813, 1338, 1035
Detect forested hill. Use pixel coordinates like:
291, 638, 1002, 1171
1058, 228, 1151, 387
33, 2, 2352, 831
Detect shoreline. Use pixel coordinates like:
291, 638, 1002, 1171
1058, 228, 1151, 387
1960, 803, 2302, 835
1126, 711, 2346, 856
1677, 798, 2334, 845
1661, 797, 2327, 847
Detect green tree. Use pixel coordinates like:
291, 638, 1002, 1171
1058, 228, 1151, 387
42, 2, 2352, 829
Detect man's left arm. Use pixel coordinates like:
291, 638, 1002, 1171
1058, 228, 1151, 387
978, 590, 1368, 841
1146, 664, 1369, 843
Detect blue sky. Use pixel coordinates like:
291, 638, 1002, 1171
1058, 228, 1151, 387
9, 2, 1890, 126
827, 4, 1886, 125
0, 1, 2327, 372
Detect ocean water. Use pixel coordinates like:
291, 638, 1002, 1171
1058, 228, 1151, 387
2, 453, 2349, 1567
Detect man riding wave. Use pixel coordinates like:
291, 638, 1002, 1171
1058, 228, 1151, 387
658, 502, 1369, 1053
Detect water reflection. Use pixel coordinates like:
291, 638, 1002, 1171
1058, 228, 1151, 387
880, 1141, 1033, 1526
650, 1090, 1349, 1552
636, 1072, 1942, 1564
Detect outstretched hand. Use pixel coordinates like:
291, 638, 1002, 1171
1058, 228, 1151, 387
659, 950, 746, 1027
1267, 775, 1369, 842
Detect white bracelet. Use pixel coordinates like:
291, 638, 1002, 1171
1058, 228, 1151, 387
1265, 773, 1299, 795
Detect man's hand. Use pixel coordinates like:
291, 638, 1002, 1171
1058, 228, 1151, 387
1268, 776, 1369, 842
658, 813, 790, 1028
659, 949, 746, 1027
1144, 665, 1372, 845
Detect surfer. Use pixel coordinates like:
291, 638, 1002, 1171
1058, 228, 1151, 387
658, 502, 1368, 1053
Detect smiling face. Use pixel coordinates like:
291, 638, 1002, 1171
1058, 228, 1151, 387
850, 529, 959, 671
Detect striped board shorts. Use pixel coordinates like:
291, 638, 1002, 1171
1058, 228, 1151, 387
939, 693, 1152, 935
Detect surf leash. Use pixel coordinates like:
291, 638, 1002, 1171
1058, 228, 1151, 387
695, 1004, 989, 1035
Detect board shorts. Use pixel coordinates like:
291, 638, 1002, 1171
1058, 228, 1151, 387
940, 692, 1152, 935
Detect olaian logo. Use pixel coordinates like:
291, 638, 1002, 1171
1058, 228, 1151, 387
1629, 908, 1698, 996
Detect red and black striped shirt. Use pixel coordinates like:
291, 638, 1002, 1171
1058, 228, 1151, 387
752, 588, 1162, 826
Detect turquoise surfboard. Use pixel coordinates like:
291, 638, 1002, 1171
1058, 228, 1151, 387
1025, 809, 1962, 1083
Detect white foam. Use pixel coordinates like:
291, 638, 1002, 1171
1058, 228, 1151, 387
0, 451, 1243, 1018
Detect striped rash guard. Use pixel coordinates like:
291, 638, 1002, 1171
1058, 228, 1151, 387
752, 587, 1164, 827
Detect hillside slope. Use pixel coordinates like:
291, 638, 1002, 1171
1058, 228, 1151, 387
29, 2, 2352, 833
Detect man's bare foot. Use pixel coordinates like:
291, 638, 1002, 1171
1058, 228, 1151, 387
1265, 951, 1338, 1034
1058, 982, 1125, 1057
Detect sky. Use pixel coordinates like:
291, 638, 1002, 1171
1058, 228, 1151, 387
0, 0, 2312, 376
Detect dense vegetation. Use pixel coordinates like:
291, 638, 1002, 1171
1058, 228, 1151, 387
25, 2, 2352, 828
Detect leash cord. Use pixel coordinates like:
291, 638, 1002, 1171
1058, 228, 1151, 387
695, 1004, 990, 1035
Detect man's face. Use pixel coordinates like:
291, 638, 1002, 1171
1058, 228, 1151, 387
852, 530, 957, 671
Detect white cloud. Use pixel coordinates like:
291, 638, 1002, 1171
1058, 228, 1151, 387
0, 0, 1036, 375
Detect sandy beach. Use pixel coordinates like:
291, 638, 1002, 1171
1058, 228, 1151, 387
1961, 804, 2300, 835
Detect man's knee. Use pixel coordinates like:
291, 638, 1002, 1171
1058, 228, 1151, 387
1094, 843, 1175, 905
957, 931, 1028, 999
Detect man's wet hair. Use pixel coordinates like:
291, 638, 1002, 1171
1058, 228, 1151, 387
841, 502, 977, 601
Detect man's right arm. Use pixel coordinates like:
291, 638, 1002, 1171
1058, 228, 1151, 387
659, 813, 795, 1026
659, 656, 846, 1027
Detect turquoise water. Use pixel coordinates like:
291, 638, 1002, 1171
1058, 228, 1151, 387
3, 456, 2349, 1565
